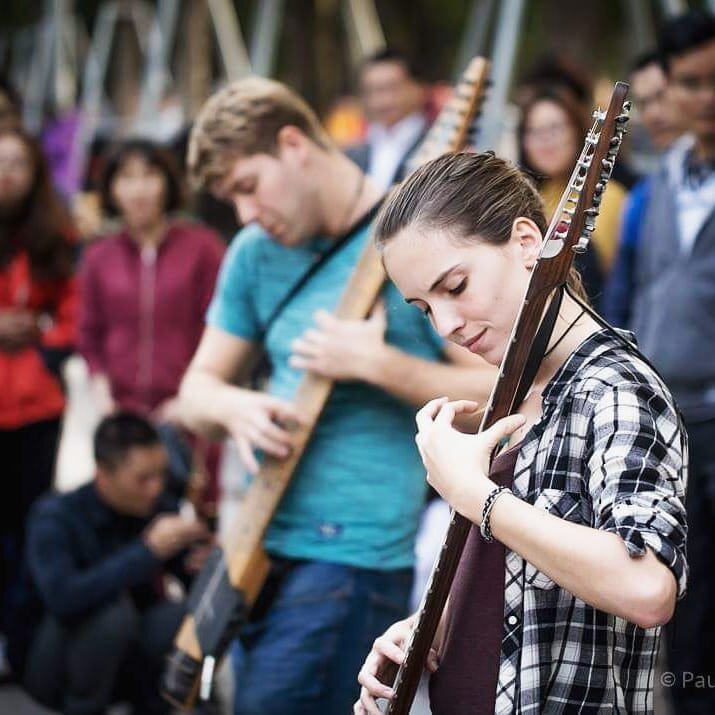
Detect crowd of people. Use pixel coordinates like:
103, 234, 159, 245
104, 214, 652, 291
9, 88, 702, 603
0, 7, 712, 715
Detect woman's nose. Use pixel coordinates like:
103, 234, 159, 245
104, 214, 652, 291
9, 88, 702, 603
431, 306, 465, 340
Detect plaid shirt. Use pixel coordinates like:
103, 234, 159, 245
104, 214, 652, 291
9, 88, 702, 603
495, 329, 688, 714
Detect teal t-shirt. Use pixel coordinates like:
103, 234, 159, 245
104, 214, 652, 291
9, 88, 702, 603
207, 221, 443, 570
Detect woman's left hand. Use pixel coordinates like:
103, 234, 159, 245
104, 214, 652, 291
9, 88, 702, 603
415, 397, 525, 521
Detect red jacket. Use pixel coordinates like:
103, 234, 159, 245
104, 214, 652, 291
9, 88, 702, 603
0, 251, 78, 429
79, 222, 224, 414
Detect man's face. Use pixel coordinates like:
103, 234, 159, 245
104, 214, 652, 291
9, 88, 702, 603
96, 444, 168, 518
631, 63, 681, 150
668, 39, 715, 145
360, 60, 422, 128
216, 141, 314, 247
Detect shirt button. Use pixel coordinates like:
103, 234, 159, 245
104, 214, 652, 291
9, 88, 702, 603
507, 614, 519, 626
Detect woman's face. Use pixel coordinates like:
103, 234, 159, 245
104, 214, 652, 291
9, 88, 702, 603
522, 100, 579, 179
0, 134, 34, 213
382, 222, 540, 366
111, 153, 167, 230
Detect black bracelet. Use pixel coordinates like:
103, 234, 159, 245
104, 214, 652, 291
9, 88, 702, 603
480, 485, 512, 542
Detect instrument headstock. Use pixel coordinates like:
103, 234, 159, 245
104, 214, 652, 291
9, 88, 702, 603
540, 82, 631, 265
406, 56, 490, 172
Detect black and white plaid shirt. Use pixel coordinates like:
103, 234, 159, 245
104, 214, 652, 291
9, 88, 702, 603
495, 328, 688, 714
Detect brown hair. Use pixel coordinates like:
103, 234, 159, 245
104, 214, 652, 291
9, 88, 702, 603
517, 86, 589, 182
0, 123, 75, 280
373, 151, 587, 299
187, 77, 333, 191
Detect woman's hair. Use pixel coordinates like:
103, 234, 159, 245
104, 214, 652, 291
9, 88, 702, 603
517, 85, 589, 182
100, 138, 184, 217
0, 124, 74, 280
373, 151, 587, 299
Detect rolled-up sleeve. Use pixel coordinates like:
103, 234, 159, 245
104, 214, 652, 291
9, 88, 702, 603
587, 384, 688, 598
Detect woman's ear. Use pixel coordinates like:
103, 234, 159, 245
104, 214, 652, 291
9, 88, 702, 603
511, 217, 542, 269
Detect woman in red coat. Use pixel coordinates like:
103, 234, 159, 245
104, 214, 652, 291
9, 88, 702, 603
0, 124, 77, 641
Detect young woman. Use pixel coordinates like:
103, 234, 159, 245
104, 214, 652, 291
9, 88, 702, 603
519, 86, 627, 301
355, 152, 687, 714
78, 139, 225, 508
0, 124, 77, 651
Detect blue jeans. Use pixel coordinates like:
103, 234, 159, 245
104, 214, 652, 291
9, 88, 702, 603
231, 559, 412, 714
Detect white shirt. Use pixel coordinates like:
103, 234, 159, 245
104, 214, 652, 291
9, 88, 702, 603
666, 134, 715, 254
366, 112, 427, 191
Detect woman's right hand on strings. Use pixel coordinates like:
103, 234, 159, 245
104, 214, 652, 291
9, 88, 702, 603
224, 388, 302, 474
354, 615, 440, 715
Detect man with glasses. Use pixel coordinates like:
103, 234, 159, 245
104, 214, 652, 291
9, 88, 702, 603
602, 52, 683, 327
629, 11, 715, 715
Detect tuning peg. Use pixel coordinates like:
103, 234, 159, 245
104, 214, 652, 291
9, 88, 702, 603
554, 220, 570, 239
585, 207, 599, 218
572, 236, 590, 253
592, 109, 606, 121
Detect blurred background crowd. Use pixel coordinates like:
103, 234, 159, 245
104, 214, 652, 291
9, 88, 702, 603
0, 0, 714, 713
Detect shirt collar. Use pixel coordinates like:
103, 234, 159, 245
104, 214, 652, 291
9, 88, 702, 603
366, 112, 426, 146
541, 328, 636, 405
683, 147, 715, 189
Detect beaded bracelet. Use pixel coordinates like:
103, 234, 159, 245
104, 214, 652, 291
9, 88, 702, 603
480, 485, 512, 542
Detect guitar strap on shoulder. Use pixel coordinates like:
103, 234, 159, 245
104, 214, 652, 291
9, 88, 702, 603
513, 286, 564, 410
250, 201, 383, 386
256, 200, 384, 342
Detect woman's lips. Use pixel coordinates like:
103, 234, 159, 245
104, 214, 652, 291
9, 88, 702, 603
463, 328, 487, 353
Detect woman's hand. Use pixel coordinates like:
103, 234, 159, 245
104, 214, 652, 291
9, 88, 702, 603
415, 397, 525, 522
354, 615, 439, 715
0, 308, 39, 351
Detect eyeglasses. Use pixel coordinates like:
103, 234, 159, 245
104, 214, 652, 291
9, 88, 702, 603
671, 74, 715, 94
523, 121, 571, 142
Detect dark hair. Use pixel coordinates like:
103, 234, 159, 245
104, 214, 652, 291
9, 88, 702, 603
100, 138, 184, 217
659, 10, 715, 71
360, 48, 423, 83
94, 411, 162, 471
0, 75, 22, 119
517, 85, 589, 182
373, 151, 587, 300
518, 54, 592, 105
0, 124, 75, 280
629, 50, 663, 75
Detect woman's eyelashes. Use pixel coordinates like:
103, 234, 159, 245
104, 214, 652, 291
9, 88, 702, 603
447, 278, 467, 296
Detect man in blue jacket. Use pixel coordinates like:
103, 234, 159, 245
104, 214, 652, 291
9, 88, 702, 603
15, 413, 208, 715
